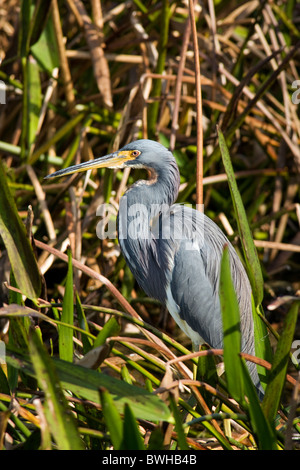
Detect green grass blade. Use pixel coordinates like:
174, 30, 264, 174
262, 301, 300, 422
20, 55, 29, 160
28, 55, 41, 150
0, 141, 21, 155
217, 127, 263, 306
28, 0, 53, 47
29, 111, 86, 164
169, 396, 189, 450
120, 403, 146, 450
28, 328, 84, 450
217, 127, 271, 374
19, 1, 31, 160
0, 161, 41, 300
147, 427, 165, 450
75, 292, 93, 354
94, 316, 120, 348
219, 244, 244, 403
62, 117, 92, 170
18, 0, 31, 58
253, 301, 272, 385
196, 344, 218, 406
240, 360, 278, 450
121, 364, 133, 385
99, 387, 124, 449
59, 248, 74, 362
31, 13, 60, 73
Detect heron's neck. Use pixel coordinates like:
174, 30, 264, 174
118, 160, 180, 239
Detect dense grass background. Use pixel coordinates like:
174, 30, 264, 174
0, 0, 299, 450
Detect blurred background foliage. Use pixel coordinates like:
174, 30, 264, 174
0, 0, 299, 450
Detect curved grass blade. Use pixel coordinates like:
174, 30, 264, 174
240, 360, 278, 450
217, 128, 271, 369
219, 250, 277, 449
219, 244, 244, 403
217, 127, 263, 306
0, 161, 41, 300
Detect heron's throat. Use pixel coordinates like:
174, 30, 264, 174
117, 156, 180, 244
117, 184, 164, 242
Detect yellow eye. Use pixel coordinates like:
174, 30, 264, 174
131, 150, 141, 158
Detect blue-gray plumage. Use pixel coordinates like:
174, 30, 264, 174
45, 139, 264, 398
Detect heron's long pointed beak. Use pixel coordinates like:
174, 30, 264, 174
44, 150, 134, 179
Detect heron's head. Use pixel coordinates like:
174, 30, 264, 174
44, 139, 176, 180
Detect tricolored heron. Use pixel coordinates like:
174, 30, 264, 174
46, 139, 264, 398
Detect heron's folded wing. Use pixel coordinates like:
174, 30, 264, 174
167, 239, 223, 348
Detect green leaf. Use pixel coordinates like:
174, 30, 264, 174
262, 301, 300, 423
31, 14, 60, 73
217, 127, 271, 375
94, 316, 120, 348
99, 387, 123, 449
5, 347, 172, 423
217, 127, 263, 306
18, 0, 32, 58
169, 396, 189, 450
120, 403, 146, 450
28, 328, 84, 450
0, 160, 41, 300
28, 55, 41, 149
252, 301, 272, 385
76, 292, 93, 354
59, 248, 74, 362
240, 359, 278, 450
147, 426, 165, 450
0, 141, 21, 156
219, 244, 244, 403
121, 364, 133, 385
196, 344, 218, 406
28, 0, 53, 48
